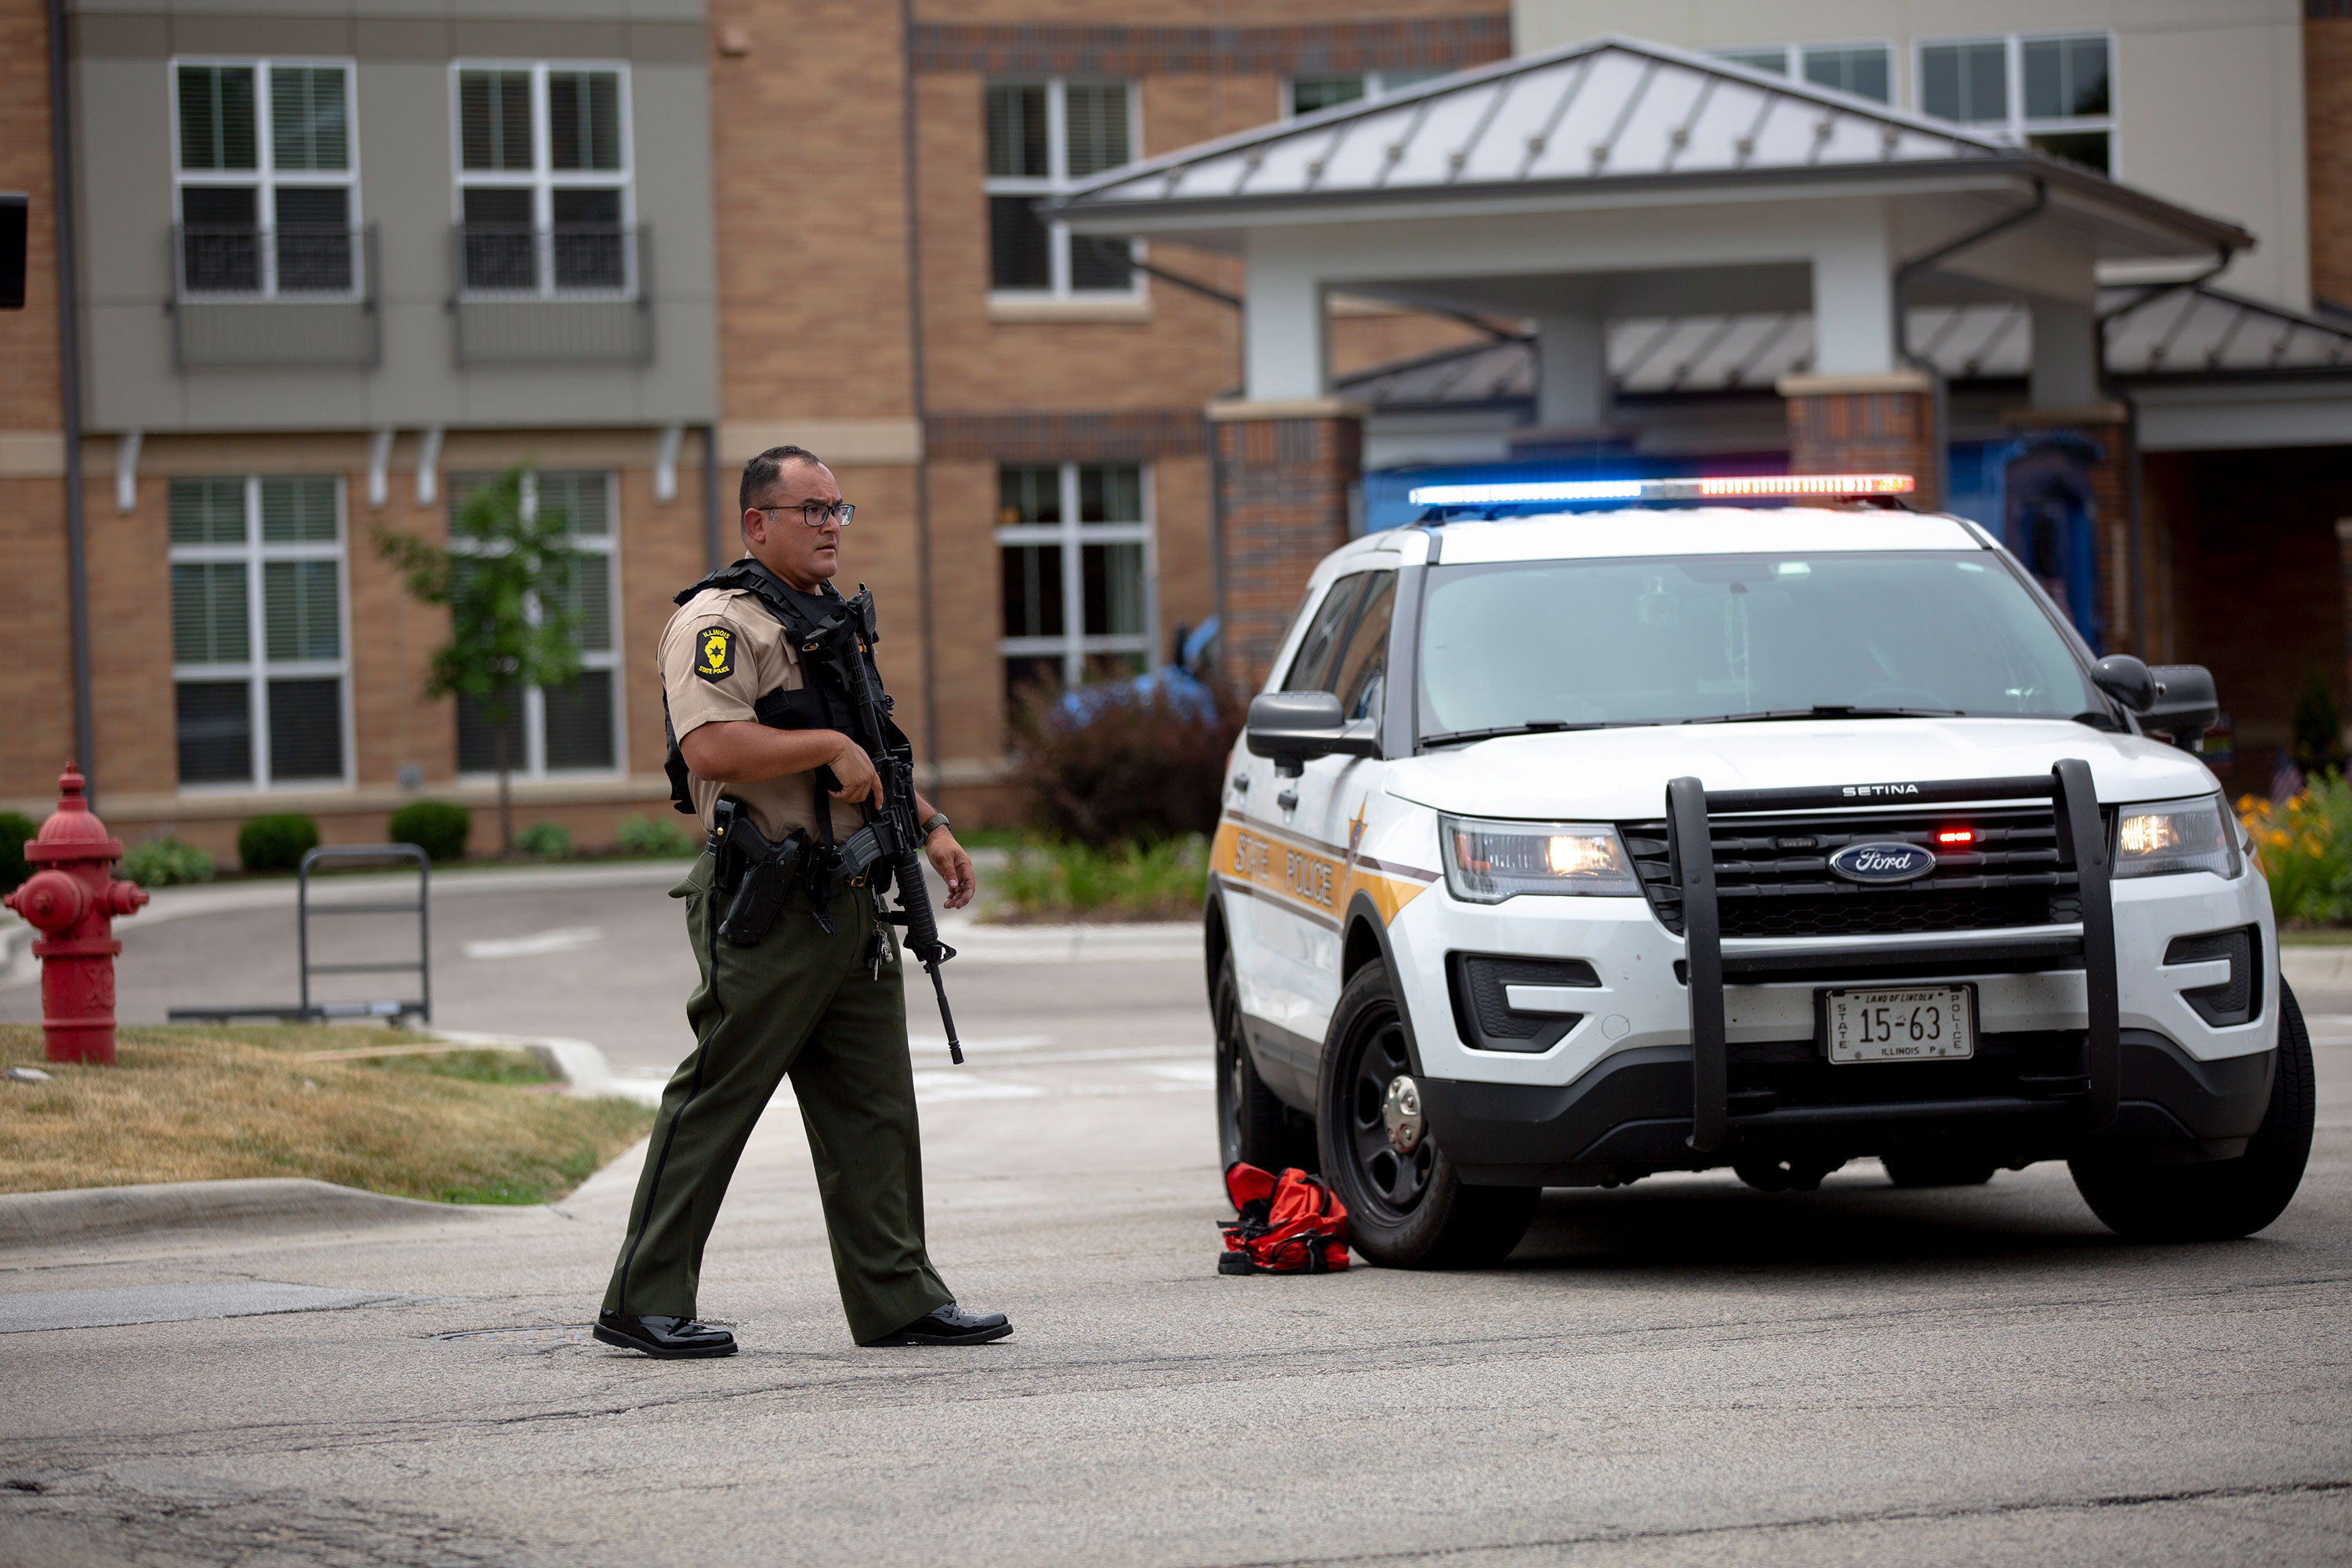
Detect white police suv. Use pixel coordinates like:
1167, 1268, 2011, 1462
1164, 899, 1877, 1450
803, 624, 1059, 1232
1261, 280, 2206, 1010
1207, 475, 2310, 1268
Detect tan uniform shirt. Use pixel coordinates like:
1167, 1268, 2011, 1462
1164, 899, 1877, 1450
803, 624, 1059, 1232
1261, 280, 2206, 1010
661, 586, 865, 844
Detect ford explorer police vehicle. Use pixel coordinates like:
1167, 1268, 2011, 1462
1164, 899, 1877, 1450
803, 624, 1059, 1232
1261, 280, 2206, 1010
1207, 474, 2311, 1269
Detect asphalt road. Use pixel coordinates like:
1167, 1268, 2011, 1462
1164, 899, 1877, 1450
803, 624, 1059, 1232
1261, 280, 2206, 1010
2, 874, 2348, 1566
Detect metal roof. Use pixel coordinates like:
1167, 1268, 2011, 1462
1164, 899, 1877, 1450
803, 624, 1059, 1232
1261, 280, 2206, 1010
1336, 285, 2352, 408
1051, 35, 2252, 256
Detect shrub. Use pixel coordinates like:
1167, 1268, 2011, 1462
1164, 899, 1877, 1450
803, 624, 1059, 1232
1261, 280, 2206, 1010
237, 813, 321, 873
1010, 679, 1241, 847
2241, 777, 2352, 924
0, 811, 34, 894
2292, 666, 2347, 775
616, 814, 699, 857
389, 800, 471, 864
515, 820, 573, 861
993, 834, 1208, 923
122, 835, 217, 887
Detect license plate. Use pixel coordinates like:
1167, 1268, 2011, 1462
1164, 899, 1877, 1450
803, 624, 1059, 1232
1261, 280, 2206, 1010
1821, 986, 1974, 1063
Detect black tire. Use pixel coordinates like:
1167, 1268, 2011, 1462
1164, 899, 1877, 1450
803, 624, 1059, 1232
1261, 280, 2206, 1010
2068, 979, 2317, 1242
1214, 964, 1305, 1177
1316, 960, 1537, 1269
1880, 1152, 1998, 1189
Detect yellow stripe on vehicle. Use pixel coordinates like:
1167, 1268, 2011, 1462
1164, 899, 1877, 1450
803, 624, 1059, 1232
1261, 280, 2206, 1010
1211, 820, 1435, 927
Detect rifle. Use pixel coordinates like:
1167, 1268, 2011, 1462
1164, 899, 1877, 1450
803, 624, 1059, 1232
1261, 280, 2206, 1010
808, 585, 965, 1065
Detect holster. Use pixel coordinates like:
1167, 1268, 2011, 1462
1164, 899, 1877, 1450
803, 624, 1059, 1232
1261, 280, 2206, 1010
712, 800, 807, 947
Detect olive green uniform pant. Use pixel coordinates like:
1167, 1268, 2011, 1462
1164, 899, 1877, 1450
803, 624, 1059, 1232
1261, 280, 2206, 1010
602, 852, 954, 1343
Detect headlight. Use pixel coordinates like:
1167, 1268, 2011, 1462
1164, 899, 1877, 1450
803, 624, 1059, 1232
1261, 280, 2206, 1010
1441, 815, 1640, 902
2113, 794, 2242, 880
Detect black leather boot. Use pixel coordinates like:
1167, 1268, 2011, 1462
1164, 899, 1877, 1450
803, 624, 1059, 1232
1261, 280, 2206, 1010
858, 1302, 1013, 1347
593, 1312, 739, 1359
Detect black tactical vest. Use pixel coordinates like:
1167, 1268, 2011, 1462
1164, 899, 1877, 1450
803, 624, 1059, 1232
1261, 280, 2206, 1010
661, 559, 902, 824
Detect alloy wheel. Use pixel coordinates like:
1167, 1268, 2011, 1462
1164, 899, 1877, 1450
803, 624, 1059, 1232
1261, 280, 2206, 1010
1346, 1013, 1432, 1218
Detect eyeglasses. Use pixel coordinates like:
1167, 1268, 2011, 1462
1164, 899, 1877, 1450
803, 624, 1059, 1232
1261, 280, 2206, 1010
754, 501, 856, 528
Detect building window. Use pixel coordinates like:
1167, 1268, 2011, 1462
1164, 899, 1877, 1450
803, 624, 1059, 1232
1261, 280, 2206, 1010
172, 58, 358, 297
1283, 70, 1443, 118
169, 476, 350, 789
452, 63, 633, 297
1709, 43, 1892, 103
997, 463, 1153, 702
1919, 33, 2113, 173
448, 471, 623, 776
985, 79, 1139, 296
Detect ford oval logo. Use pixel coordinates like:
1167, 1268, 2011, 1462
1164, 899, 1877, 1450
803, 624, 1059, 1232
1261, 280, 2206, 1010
1828, 841, 1936, 884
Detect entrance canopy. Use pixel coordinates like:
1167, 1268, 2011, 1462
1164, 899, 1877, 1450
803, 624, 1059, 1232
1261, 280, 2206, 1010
1054, 36, 2255, 416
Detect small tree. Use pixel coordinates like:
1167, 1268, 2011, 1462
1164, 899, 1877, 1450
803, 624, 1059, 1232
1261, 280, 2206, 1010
378, 467, 579, 855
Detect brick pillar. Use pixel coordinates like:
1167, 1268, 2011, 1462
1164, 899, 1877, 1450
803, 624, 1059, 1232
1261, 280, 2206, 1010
1777, 372, 1939, 510
1208, 398, 1365, 691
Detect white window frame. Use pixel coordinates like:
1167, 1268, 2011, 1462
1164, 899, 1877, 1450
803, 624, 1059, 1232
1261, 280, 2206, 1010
448, 60, 637, 299
169, 56, 362, 299
1279, 69, 1443, 119
1707, 42, 1894, 104
1914, 31, 2118, 174
450, 470, 627, 782
169, 476, 355, 793
984, 78, 1145, 301
996, 461, 1157, 687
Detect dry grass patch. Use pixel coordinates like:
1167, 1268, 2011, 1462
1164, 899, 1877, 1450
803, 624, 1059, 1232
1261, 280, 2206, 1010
0, 1024, 653, 1203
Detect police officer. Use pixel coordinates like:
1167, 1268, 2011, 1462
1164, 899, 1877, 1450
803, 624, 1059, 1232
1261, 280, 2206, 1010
593, 445, 1009, 1357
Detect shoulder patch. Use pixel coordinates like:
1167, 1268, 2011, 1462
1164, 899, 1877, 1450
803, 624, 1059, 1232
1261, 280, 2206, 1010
692, 626, 735, 682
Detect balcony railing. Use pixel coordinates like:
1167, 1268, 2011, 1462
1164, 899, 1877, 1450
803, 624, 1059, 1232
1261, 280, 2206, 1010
176, 223, 366, 299
451, 224, 653, 365
455, 223, 641, 299
169, 223, 379, 368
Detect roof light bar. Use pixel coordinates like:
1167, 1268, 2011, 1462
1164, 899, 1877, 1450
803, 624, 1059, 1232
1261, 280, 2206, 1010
1406, 474, 1915, 506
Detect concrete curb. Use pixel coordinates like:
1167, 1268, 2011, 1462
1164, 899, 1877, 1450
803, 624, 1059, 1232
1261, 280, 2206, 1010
0, 1178, 495, 1254
425, 1029, 661, 1104
2283, 946, 2352, 991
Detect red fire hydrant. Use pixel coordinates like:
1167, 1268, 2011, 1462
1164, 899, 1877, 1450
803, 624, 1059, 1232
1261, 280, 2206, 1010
2, 762, 147, 1064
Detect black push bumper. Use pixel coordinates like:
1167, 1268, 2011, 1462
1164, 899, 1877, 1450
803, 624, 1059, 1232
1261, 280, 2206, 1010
1421, 1031, 2274, 1185
1423, 763, 2272, 1185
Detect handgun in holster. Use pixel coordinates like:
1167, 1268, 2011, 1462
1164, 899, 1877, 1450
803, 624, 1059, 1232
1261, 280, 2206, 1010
710, 797, 806, 947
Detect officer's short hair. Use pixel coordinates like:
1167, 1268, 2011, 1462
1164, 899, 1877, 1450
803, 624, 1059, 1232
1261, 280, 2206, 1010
739, 445, 826, 514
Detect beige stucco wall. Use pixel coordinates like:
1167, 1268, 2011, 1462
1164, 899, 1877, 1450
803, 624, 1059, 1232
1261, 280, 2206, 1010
1511, 0, 2310, 308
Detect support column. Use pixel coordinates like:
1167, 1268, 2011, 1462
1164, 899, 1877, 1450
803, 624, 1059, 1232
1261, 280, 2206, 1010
1207, 397, 1365, 692
1783, 204, 1940, 506
1242, 231, 1327, 404
2011, 296, 2133, 648
1534, 310, 1610, 431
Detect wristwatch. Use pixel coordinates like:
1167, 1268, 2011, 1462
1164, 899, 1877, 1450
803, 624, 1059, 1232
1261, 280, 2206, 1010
919, 811, 951, 840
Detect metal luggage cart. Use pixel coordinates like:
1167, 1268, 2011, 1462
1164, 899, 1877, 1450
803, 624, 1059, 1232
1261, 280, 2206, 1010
169, 844, 431, 1025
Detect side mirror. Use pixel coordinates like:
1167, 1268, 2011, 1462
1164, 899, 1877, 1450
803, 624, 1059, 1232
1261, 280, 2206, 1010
1245, 691, 1377, 777
2143, 664, 2220, 751
2090, 654, 2155, 712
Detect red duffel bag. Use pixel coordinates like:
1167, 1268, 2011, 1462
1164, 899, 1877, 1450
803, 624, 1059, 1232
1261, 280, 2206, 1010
1218, 1162, 1351, 1274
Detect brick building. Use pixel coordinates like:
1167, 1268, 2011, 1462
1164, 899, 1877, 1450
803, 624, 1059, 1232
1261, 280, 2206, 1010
0, 0, 1508, 856
1, 1, 2348, 855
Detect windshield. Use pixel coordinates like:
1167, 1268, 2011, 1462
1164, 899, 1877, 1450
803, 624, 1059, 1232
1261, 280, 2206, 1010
1417, 550, 2107, 739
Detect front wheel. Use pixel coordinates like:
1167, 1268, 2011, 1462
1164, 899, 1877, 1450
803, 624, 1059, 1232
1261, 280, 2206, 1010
1316, 961, 1537, 1269
2067, 980, 2316, 1242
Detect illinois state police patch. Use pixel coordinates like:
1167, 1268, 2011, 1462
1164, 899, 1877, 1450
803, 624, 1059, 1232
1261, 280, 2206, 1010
693, 626, 735, 682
